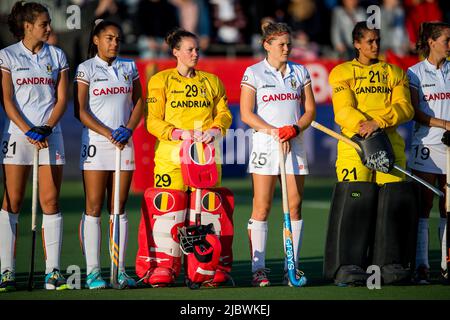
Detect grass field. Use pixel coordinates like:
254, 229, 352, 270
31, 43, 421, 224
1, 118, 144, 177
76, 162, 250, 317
1, 176, 449, 301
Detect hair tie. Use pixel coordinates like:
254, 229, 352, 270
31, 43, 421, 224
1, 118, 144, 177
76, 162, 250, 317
94, 19, 103, 26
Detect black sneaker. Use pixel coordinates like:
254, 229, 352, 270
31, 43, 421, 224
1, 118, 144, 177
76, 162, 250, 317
0, 270, 16, 292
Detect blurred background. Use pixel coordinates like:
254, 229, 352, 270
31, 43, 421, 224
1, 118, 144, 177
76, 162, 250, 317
1, 0, 448, 192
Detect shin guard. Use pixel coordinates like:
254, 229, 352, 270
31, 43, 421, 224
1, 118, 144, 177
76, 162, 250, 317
372, 181, 420, 284
323, 182, 379, 281
135, 188, 188, 284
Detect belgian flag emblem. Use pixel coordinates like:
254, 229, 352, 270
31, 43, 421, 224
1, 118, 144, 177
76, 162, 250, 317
189, 142, 212, 165
201, 191, 222, 212
153, 192, 175, 212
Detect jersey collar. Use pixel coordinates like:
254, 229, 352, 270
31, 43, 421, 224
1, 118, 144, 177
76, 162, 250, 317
352, 58, 382, 68
424, 58, 449, 71
263, 59, 292, 78
19, 40, 48, 59
94, 54, 118, 68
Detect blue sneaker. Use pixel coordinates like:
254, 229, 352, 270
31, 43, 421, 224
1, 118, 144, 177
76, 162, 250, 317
118, 271, 137, 289
45, 269, 69, 290
86, 269, 107, 290
0, 270, 16, 292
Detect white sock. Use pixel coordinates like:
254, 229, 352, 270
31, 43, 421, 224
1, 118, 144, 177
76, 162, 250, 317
42, 213, 63, 274
439, 218, 447, 271
416, 218, 429, 269
247, 219, 268, 273
0, 209, 18, 274
109, 213, 128, 273
81, 214, 101, 275
284, 219, 303, 271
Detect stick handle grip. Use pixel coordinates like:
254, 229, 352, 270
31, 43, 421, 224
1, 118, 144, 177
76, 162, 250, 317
311, 121, 362, 152
278, 142, 289, 213
447, 147, 450, 211
31, 148, 39, 231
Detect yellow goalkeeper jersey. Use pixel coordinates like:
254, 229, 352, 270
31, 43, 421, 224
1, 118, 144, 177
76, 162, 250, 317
145, 68, 232, 141
329, 59, 413, 138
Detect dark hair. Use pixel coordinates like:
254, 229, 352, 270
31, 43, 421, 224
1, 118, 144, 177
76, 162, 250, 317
352, 21, 380, 58
7, 1, 49, 40
261, 21, 291, 45
165, 28, 198, 51
87, 19, 123, 59
416, 22, 450, 57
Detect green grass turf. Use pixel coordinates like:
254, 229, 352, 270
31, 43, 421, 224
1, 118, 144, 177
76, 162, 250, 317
1, 176, 450, 300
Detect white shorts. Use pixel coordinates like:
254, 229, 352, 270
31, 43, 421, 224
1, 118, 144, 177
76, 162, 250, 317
0, 133, 65, 165
408, 143, 447, 174
248, 131, 309, 175
80, 138, 135, 171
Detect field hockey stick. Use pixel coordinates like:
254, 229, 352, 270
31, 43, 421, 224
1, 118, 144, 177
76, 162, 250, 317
278, 142, 307, 287
446, 145, 450, 283
27, 147, 39, 291
110, 147, 122, 289
310, 121, 444, 198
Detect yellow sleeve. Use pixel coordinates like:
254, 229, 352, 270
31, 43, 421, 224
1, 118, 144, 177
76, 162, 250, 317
211, 76, 232, 135
145, 73, 174, 141
371, 67, 414, 129
329, 65, 367, 134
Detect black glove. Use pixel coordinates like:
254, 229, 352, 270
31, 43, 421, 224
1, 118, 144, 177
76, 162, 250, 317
351, 129, 395, 173
442, 131, 450, 147
25, 125, 53, 142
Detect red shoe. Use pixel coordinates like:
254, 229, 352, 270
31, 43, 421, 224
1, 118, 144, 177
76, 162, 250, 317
149, 267, 175, 287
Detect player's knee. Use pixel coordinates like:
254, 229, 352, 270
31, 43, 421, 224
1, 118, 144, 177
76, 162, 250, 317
288, 199, 302, 219
85, 203, 103, 216
251, 210, 269, 221
288, 207, 301, 220
3, 188, 27, 212
252, 201, 271, 219
39, 194, 59, 213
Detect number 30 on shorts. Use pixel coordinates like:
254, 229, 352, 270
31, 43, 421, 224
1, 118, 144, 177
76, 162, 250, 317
155, 174, 172, 187
81, 144, 97, 158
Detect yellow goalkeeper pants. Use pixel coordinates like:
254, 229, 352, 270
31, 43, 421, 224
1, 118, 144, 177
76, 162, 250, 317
335, 131, 406, 184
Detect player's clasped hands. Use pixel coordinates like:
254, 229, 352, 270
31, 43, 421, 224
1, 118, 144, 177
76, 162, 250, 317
25, 125, 53, 149
277, 125, 300, 142
172, 128, 221, 144
194, 128, 221, 144
110, 125, 133, 150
